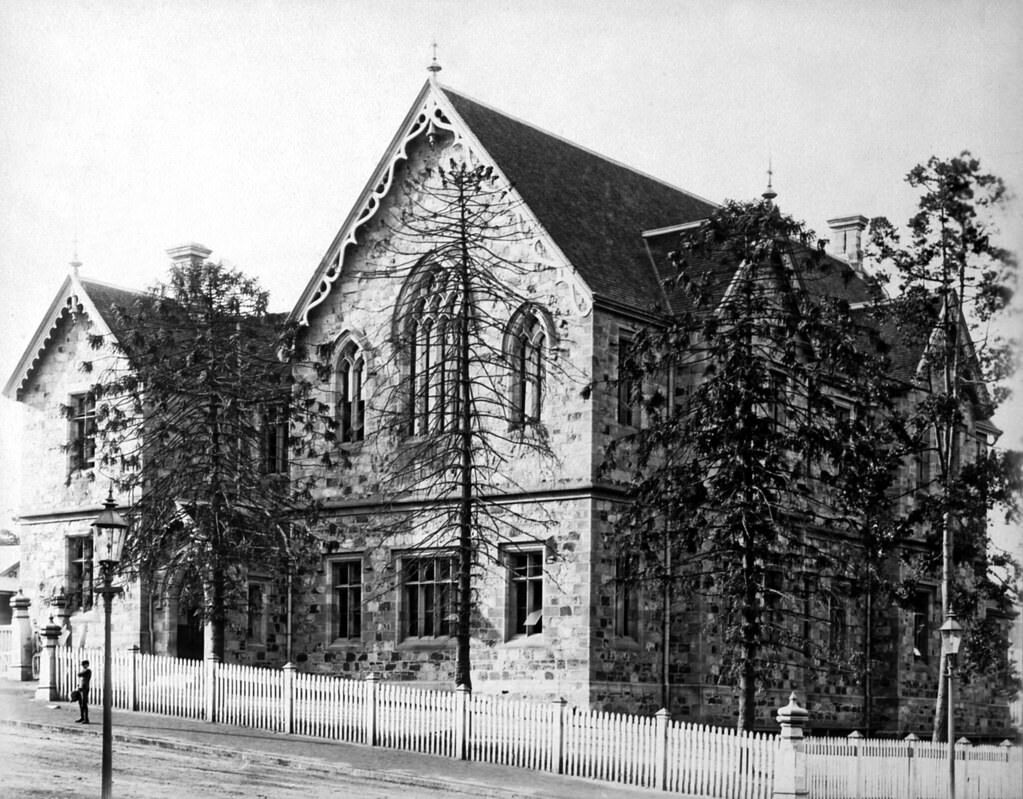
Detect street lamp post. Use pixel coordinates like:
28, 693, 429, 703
940, 612, 964, 799
92, 489, 128, 799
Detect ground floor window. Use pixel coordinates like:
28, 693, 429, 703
67, 535, 93, 612
403, 556, 455, 639
613, 556, 637, 639
246, 581, 268, 645
332, 559, 363, 641
912, 590, 931, 663
509, 550, 543, 637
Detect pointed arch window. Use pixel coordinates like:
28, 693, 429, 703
507, 308, 548, 426
337, 341, 365, 443
406, 269, 459, 436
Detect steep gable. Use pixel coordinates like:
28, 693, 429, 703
3, 272, 143, 401
290, 81, 719, 325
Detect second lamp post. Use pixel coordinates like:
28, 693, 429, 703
92, 489, 128, 799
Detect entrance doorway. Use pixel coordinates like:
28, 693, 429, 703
176, 580, 204, 660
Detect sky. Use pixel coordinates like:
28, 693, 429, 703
1, 0, 1021, 537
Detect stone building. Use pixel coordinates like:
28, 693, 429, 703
4, 74, 1013, 737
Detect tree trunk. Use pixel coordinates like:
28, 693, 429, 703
862, 576, 873, 734
738, 534, 758, 731
661, 535, 671, 711
454, 181, 474, 692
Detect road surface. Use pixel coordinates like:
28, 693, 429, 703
0, 726, 457, 798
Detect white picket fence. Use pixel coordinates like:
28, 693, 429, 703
50, 649, 1023, 799
54, 647, 776, 797
806, 734, 1023, 799
0, 625, 11, 672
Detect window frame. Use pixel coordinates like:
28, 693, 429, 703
613, 556, 638, 640
826, 590, 847, 657
911, 589, 932, 664
329, 557, 363, 644
69, 392, 97, 473
400, 554, 456, 642
67, 534, 94, 613
261, 405, 289, 475
246, 580, 269, 645
508, 309, 547, 427
508, 549, 544, 639
405, 268, 459, 438
337, 341, 366, 444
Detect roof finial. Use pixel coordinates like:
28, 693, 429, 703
427, 41, 442, 82
762, 157, 777, 204
70, 233, 82, 276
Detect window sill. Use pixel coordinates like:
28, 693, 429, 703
503, 634, 546, 648
611, 636, 640, 651
339, 440, 365, 452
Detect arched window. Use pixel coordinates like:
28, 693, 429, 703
337, 340, 365, 443
406, 268, 458, 436
507, 307, 547, 425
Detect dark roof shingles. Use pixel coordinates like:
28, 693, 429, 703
444, 89, 717, 311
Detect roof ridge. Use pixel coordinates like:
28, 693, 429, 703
78, 276, 146, 297
439, 84, 719, 210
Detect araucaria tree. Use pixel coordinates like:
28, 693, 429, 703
84, 259, 326, 659
607, 198, 893, 730
868, 152, 1021, 742
348, 160, 562, 691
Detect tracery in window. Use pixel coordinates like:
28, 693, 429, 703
337, 340, 365, 443
507, 308, 547, 425
406, 269, 459, 436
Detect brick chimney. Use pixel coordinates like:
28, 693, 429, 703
166, 242, 212, 267
825, 216, 868, 272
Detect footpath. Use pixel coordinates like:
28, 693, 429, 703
0, 679, 658, 798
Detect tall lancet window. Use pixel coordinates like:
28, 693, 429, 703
337, 340, 365, 443
507, 307, 548, 426
406, 268, 458, 436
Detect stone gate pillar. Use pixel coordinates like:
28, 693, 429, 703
5, 592, 34, 682
35, 620, 62, 701
774, 691, 809, 799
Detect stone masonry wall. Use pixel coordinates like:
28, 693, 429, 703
16, 305, 143, 652
288, 496, 593, 706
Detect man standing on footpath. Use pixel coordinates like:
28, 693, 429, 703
75, 660, 91, 724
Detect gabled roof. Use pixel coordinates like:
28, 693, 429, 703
442, 89, 718, 311
3, 271, 143, 400
290, 80, 719, 325
850, 295, 996, 422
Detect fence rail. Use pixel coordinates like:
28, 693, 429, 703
53, 648, 780, 797
47, 648, 1021, 799
806, 734, 1022, 799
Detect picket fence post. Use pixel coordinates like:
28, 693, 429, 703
283, 662, 296, 734
205, 654, 220, 723
957, 737, 971, 795
130, 645, 140, 712
903, 732, 919, 796
455, 684, 469, 760
846, 730, 863, 799
654, 708, 670, 790
34, 621, 61, 701
551, 698, 567, 774
773, 692, 809, 799
364, 673, 378, 747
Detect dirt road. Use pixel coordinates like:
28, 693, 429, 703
0, 726, 455, 798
